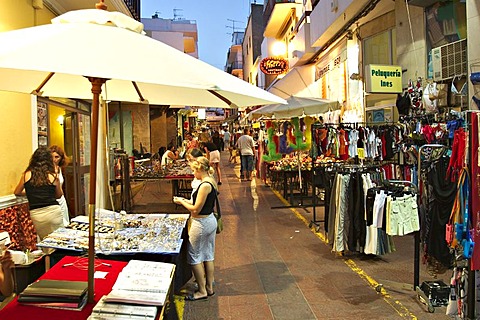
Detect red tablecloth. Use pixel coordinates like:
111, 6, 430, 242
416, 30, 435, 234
0, 256, 127, 320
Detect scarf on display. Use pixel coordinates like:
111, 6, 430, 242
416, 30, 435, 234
446, 127, 467, 182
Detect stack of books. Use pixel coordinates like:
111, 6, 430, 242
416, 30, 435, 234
18, 279, 88, 311
88, 296, 157, 320
103, 260, 175, 306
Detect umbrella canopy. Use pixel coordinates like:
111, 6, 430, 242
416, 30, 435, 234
0, 9, 285, 108
249, 95, 339, 120
248, 103, 279, 120
0, 6, 285, 303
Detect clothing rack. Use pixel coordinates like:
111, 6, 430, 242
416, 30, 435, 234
309, 164, 328, 231
416, 144, 447, 313
321, 121, 396, 126
308, 161, 393, 232
373, 178, 438, 312
309, 120, 400, 231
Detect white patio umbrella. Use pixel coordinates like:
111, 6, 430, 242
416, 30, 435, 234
0, 3, 286, 303
248, 103, 279, 120
248, 95, 339, 120
0, 10, 285, 108
273, 96, 339, 119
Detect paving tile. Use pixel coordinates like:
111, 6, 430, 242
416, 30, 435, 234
229, 303, 273, 320
269, 303, 316, 320
222, 279, 265, 295
227, 292, 268, 306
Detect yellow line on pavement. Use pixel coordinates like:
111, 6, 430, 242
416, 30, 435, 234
271, 189, 418, 319
344, 259, 418, 319
174, 294, 185, 320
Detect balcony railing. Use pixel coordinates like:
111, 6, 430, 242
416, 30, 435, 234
124, 0, 140, 21
226, 61, 243, 74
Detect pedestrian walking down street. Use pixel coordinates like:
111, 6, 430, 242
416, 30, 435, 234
222, 128, 231, 151
203, 141, 222, 185
236, 128, 255, 181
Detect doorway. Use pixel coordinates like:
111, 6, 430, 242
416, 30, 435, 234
43, 98, 91, 218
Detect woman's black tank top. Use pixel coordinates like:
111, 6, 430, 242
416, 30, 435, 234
24, 180, 58, 210
192, 181, 216, 215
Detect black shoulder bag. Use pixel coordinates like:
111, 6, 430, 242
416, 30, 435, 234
213, 188, 223, 234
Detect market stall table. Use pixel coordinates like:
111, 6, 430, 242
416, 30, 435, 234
0, 255, 174, 320
36, 212, 191, 294
132, 159, 194, 200
266, 167, 313, 208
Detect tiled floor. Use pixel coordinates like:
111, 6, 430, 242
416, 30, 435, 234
135, 152, 452, 320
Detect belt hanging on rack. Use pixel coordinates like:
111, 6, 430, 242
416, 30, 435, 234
446, 167, 474, 259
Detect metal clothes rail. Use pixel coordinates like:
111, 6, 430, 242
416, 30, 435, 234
373, 177, 436, 312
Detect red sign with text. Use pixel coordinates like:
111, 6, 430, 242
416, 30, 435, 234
260, 57, 288, 75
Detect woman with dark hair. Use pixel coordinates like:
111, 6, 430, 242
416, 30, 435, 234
161, 143, 178, 168
49, 145, 70, 226
211, 130, 221, 150
203, 141, 222, 185
158, 146, 166, 159
186, 148, 205, 195
187, 148, 204, 160
14, 147, 63, 240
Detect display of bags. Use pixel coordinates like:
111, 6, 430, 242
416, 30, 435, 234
423, 82, 439, 114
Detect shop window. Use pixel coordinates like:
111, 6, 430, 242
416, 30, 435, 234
363, 28, 396, 66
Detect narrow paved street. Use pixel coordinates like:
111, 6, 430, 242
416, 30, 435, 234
180, 151, 451, 320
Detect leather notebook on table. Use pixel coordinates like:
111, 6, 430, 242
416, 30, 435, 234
18, 293, 88, 311
19, 280, 88, 300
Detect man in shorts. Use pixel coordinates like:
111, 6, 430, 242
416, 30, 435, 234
236, 128, 255, 181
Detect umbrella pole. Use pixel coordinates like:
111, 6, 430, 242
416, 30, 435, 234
87, 77, 107, 303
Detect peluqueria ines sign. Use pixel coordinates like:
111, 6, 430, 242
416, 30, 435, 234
365, 64, 403, 94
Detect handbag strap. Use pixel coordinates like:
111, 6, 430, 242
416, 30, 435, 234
214, 192, 221, 218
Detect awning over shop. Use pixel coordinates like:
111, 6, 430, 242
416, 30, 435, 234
267, 65, 315, 100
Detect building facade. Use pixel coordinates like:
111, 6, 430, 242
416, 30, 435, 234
252, 0, 476, 125
0, 0, 139, 215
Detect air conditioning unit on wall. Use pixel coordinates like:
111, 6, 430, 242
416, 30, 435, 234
431, 38, 467, 81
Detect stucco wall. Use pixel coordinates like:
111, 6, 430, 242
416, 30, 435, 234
395, 0, 427, 87
0, 1, 56, 196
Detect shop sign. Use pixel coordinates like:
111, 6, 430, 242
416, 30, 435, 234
260, 57, 288, 75
365, 64, 402, 93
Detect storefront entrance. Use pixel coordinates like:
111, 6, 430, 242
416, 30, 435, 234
41, 98, 91, 218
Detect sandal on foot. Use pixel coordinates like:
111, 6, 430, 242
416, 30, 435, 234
207, 291, 216, 297
185, 293, 208, 301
